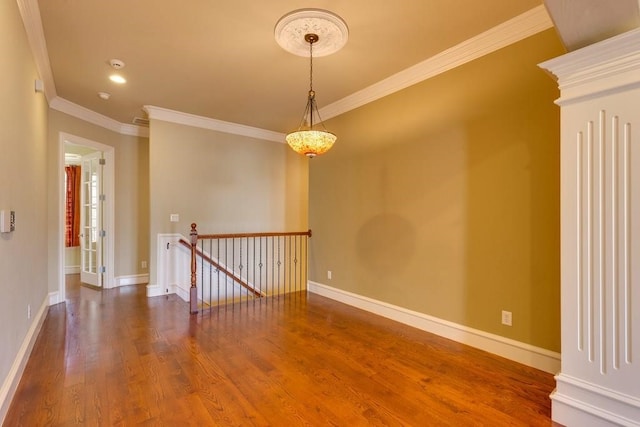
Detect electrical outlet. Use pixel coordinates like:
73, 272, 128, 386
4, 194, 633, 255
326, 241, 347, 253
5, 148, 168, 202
501, 310, 512, 326
327, 270, 332, 280
141, 260, 147, 269
27, 304, 31, 320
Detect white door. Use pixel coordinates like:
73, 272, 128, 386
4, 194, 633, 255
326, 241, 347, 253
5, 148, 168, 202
79, 152, 104, 287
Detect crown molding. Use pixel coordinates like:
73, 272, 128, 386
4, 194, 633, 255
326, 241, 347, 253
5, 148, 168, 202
143, 106, 286, 143
50, 97, 149, 138
18, 0, 148, 138
19, 0, 552, 140
16, 0, 56, 102
539, 27, 640, 104
319, 5, 554, 120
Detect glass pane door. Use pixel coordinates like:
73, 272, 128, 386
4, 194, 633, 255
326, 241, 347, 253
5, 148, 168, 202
80, 152, 103, 287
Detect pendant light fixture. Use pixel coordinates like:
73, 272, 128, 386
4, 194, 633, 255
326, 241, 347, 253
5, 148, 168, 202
275, 9, 348, 158
285, 33, 335, 157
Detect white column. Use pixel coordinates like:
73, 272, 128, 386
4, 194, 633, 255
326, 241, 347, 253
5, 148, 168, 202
540, 29, 640, 426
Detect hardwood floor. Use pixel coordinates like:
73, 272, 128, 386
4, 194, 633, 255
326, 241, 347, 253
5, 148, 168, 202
4, 275, 560, 426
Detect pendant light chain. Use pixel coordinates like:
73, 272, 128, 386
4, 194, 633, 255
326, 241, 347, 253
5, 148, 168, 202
308, 35, 315, 129
305, 33, 328, 131
309, 37, 314, 94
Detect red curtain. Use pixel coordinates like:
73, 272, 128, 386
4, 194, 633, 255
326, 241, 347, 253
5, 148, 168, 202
65, 165, 81, 247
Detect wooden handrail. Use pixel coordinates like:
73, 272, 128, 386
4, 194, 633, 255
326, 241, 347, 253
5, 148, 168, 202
179, 238, 263, 298
197, 230, 312, 240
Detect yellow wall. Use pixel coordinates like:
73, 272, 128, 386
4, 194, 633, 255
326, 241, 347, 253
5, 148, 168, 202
0, 0, 49, 410
309, 29, 564, 352
147, 120, 308, 285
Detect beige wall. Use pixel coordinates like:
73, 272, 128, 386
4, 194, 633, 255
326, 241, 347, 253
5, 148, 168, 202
47, 110, 149, 292
309, 29, 564, 352
148, 120, 308, 286
65, 247, 80, 269
0, 0, 49, 412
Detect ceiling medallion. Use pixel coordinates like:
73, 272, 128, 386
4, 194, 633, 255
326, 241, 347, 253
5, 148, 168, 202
274, 9, 349, 57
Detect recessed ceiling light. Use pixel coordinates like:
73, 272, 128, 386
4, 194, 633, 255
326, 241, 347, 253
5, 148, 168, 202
109, 74, 126, 84
98, 91, 111, 100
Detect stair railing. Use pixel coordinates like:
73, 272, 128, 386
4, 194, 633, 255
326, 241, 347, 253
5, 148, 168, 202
188, 223, 312, 314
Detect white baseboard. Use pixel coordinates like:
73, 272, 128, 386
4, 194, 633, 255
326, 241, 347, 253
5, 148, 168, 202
0, 296, 48, 425
48, 291, 61, 306
64, 265, 80, 275
115, 274, 149, 287
174, 284, 189, 302
146, 282, 190, 302
551, 374, 640, 427
308, 281, 561, 374
146, 283, 164, 297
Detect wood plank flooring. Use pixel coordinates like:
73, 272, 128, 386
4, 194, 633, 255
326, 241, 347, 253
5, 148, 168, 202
4, 275, 560, 426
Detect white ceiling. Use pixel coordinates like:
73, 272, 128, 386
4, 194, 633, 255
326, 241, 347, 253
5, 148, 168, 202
18, 0, 639, 138
544, 0, 640, 51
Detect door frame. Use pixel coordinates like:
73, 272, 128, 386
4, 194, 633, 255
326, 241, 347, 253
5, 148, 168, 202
58, 132, 115, 301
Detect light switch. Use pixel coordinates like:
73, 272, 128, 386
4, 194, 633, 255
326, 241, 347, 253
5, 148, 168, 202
170, 214, 179, 222
0, 210, 15, 233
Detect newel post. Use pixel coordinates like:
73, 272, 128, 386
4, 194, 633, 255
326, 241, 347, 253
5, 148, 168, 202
189, 223, 198, 314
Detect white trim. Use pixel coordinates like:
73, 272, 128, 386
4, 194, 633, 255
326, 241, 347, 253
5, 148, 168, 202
15, 0, 56, 102
153, 233, 183, 297
114, 274, 149, 287
146, 284, 165, 298
552, 374, 640, 426
19, 0, 551, 140
174, 285, 190, 302
539, 28, 640, 105
64, 265, 80, 275
124, 4, 547, 140
319, 5, 553, 121
308, 281, 561, 374
50, 97, 149, 137
149, 233, 192, 299
0, 296, 48, 425
59, 133, 116, 301
57, 136, 66, 303
17, 1, 148, 137
146, 284, 186, 300
540, 28, 640, 426
143, 105, 285, 143
48, 291, 60, 306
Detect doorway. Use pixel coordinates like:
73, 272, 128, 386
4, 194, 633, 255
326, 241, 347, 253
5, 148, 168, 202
58, 132, 114, 302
